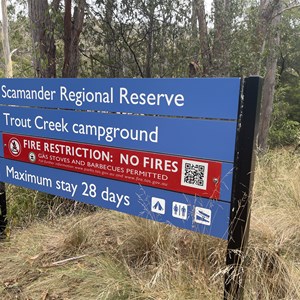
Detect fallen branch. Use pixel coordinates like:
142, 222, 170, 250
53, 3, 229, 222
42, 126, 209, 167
42, 254, 87, 268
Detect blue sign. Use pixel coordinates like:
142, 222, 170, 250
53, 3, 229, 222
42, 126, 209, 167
0, 78, 241, 119
0, 106, 237, 162
0, 77, 243, 240
0, 158, 231, 239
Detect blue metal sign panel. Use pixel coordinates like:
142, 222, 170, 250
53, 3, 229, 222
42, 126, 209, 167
0, 77, 244, 240
0, 78, 241, 119
0, 106, 237, 162
0, 158, 231, 239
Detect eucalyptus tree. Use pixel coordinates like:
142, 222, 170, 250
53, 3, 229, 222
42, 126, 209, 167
192, 0, 244, 77
279, 6, 300, 123
1, 0, 13, 77
257, 0, 283, 151
62, 0, 86, 77
27, 0, 59, 77
256, 0, 300, 150
82, 0, 192, 78
27, 0, 86, 78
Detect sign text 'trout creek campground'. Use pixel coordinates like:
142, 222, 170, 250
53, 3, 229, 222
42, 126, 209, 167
0, 78, 261, 242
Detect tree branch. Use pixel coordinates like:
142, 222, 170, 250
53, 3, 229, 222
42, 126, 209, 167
278, 4, 300, 14
51, 0, 61, 11
119, 25, 144, 78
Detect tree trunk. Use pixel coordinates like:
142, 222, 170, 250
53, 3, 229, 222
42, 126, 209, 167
191, 0, 199, 63
63, 0, 72, 77
62, 0, 86, 78
145, 3, 155, 78
212, 0, 231, 76
195, 0, 211, 76
0, 0, 9, 237
257, 0, 282, 151
104, 0, 119, 78
1, 0, 13, 77
0, 0, 8, 238
27, 0, 57, 78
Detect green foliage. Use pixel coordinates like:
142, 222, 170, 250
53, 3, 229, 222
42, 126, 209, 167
268, 88, 300, 147
278, 8, 300, 123
269, 118, 300, 148
7, 186, 55, 226
229, 4, 263, 76
6, 185, 98, 227
81, 0, 194, 78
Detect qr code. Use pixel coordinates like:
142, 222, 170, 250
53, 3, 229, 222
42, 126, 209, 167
181, 159, 208, 190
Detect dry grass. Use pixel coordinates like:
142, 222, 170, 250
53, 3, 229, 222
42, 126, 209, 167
0, 149, 299, 299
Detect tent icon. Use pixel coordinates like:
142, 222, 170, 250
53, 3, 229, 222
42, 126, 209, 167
151, 197, 165, 215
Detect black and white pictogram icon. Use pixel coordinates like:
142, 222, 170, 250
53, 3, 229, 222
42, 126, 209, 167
8, 138, 21, 156
29, 152, 36, 163
151, 197, 165, 215
194, 207, 211, 226
172, 202, 188, 220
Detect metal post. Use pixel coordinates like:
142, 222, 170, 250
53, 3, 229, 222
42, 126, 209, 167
0, 182, 7, 238
224, 77, 263, 299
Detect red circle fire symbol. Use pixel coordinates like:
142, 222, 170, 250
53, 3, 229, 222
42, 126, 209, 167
8, 138, 21, 157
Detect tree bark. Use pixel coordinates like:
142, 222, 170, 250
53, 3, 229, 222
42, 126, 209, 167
195, 0, 211, 76
27, 0, 57, 78
145, 3, 155, 78
0, 0, 9, 236
191, 0, 199, 62
212, 0, 231, 76
104, 0, 119, 78
62, 0, 86, 78
257, 0, 282, 151
1, 0, 13, 77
